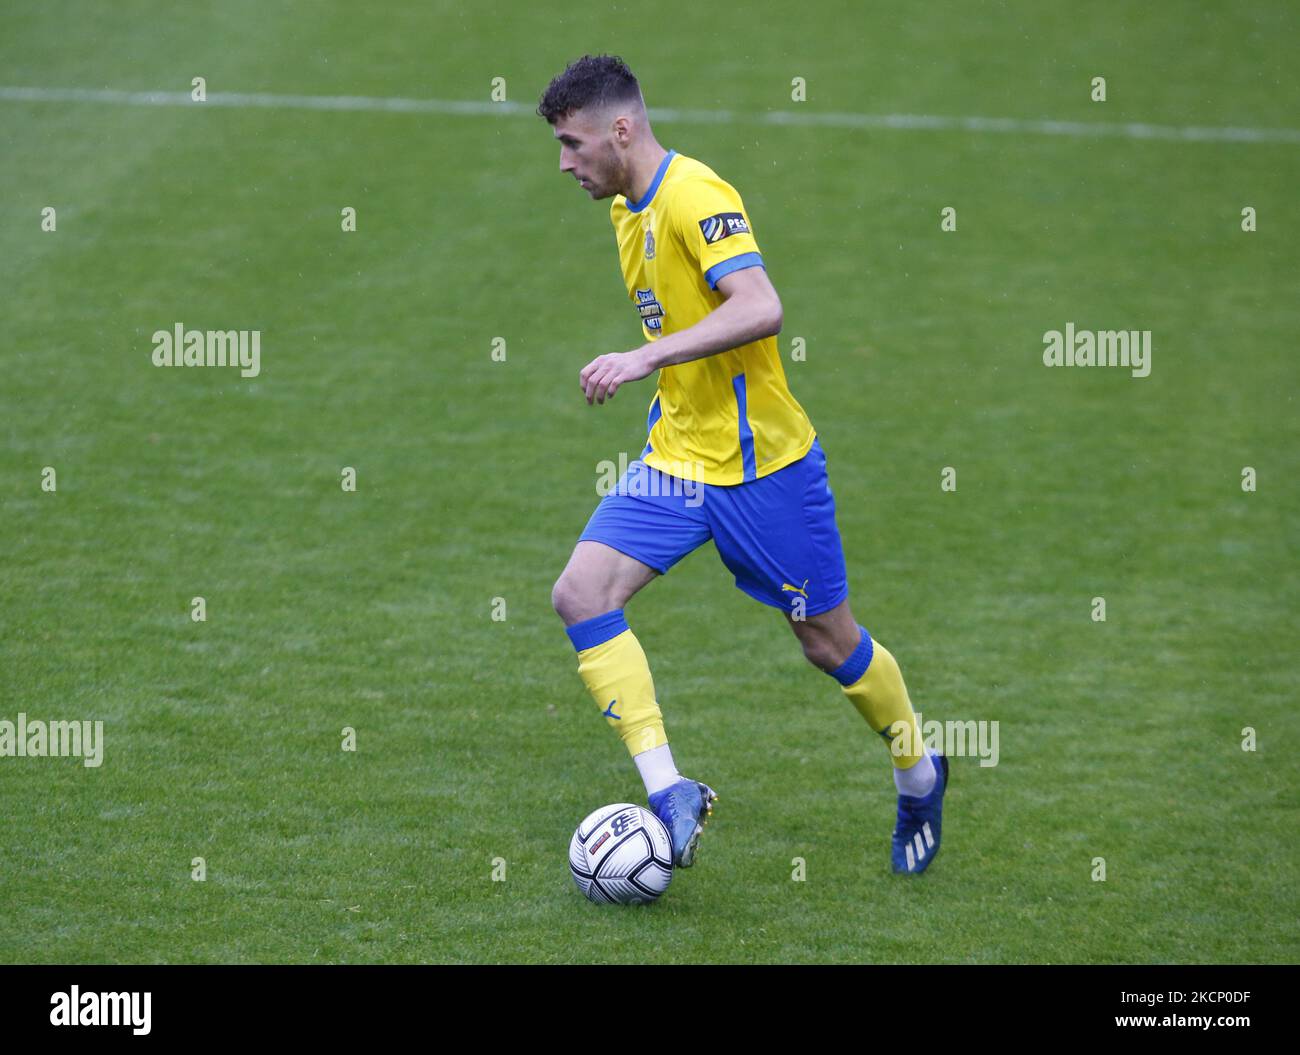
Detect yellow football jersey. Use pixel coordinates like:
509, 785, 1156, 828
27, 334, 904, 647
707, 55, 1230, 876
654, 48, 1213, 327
610, 150, 815, 486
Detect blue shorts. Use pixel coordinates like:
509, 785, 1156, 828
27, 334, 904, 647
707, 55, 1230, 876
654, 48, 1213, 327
579, 438, 849, 617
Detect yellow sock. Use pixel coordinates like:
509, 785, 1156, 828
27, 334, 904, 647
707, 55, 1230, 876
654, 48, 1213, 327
566, 609, 667, 757
831, 627, 925, 770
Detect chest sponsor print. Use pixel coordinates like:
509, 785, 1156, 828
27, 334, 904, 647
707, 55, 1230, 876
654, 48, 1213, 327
635, 288, 664, 333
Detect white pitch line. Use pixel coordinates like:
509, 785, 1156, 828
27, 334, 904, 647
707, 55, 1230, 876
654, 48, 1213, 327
1, 84, 1297, 145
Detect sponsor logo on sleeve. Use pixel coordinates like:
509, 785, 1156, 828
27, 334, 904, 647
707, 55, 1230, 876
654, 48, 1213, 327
698, 212, 750, 244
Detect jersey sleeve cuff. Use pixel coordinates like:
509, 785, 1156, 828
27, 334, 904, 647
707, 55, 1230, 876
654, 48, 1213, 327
703, 251, 764, 290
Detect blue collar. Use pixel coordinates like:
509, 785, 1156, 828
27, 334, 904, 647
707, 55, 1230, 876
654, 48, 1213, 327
625, 150, 677, 213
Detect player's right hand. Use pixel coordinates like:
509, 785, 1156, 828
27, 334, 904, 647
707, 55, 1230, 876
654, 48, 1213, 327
579, 348, 654, 405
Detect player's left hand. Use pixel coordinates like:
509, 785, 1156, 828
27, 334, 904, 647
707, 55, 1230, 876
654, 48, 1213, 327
579, 347, 655, 405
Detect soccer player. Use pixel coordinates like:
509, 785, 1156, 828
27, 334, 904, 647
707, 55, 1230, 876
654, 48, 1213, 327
537, 55, 948, 874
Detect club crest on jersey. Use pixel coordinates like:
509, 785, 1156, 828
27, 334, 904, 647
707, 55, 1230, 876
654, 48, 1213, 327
644, 226, 656, 259
699, 212, 749, 244
634, 288, 664, 334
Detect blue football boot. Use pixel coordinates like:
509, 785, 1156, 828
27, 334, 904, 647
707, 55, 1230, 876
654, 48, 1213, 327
648, 778, 717, 867
891, 752, 949, 874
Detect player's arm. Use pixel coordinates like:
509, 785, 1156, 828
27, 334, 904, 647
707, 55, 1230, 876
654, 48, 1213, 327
644, 266, 782, 369
579, 267, 782, 404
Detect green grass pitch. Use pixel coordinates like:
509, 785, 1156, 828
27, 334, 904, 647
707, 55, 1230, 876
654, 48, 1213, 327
1, 1, 1297, 963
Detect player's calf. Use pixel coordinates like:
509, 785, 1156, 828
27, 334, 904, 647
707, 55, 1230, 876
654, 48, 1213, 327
792, 611, 947, 870
787, 598, 862, 673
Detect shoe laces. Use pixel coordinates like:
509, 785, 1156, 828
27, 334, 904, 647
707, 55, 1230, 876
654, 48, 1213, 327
662, 785, 694, 827
896, 792, 928, 825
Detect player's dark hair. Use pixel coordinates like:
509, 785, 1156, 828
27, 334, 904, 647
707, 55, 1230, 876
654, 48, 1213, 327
536, 54, 642, 124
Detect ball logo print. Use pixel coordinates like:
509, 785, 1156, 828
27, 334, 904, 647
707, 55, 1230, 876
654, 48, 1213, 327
568, 804, 673, 905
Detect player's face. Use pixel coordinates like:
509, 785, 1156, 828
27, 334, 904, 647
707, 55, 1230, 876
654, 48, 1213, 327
553, 111, 622, 200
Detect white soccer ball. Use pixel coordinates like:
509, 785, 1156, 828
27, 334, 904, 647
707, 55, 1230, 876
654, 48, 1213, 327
569, 802, 674, 905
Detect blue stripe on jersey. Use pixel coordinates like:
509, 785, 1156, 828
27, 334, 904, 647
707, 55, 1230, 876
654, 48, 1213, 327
646, 393, 662, 434
641, 393, 662, 457
625, 150, 677, 214
732, 373, 758, 482
704, 251, 764, 290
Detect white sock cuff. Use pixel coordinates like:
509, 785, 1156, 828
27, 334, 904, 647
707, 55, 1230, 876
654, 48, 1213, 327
635, 743, 681, 796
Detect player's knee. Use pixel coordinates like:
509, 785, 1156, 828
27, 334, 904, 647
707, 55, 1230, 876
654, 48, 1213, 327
552, 570, 605, 625
551, 573, 580, 622
796, 630, 841, 674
